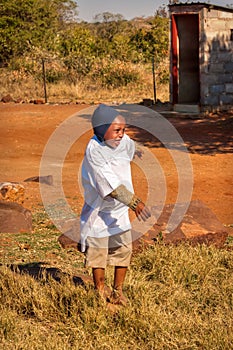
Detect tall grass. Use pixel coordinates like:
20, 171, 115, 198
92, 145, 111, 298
1, 210, 233, 349
0, 58, 169, 104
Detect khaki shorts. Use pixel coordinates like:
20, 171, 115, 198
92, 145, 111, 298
85, 230, 132, 268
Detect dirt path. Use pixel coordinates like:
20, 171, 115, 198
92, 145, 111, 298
0, 103, 232, 231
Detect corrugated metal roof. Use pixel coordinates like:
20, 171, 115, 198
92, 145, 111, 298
168, 2, 233, 13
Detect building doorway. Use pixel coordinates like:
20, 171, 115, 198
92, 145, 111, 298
171, 14, 200, 104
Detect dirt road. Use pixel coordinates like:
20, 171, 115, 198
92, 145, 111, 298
0, 103, 232, 231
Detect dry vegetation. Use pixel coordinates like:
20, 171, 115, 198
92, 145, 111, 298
0, 60, 169, 104
1, 208, 233, 349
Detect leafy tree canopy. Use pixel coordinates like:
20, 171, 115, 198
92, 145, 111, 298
93, 12, 125, 23
0, 0, 77, 64
0, 1, 169, 68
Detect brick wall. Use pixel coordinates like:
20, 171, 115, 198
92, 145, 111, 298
200, 7, 233, 110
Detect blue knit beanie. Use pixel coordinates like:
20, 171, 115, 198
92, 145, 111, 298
91, 104, 120, 141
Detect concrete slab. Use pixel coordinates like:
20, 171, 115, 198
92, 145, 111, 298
174, 104, 200, 113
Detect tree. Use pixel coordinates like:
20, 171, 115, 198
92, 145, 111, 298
87, 13, 133, 58
58, 24, 96, 75
129, 16, 169, 63
155, 5, 169, 18
0, 0, 78, 64
93, 12, 124, 23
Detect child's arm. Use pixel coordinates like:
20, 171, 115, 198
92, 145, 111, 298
109, 185, 151, 221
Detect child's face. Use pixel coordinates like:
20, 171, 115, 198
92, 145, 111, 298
104, 115, 126, 148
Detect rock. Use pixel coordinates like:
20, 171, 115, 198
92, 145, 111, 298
0, 182, 25, 204
33, 99, 44, 105
58, 200, 228, 253
133, 200, 228, 251
142, 98, 153, 107
15, 98, 24, 104
58, 234, 79, 250
58, 220, 81, 251
24, 175, 53, 185
0, 201, 32, 233
1, 94, 14, 103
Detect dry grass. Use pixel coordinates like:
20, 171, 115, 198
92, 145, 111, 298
47, 79, 169, 105
0, 61, 169, 104
1, 208, 233, 349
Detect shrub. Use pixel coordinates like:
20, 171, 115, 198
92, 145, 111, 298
90, 58, 140, 88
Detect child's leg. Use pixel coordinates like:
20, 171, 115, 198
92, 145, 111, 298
92, 267, 105, 291
85, 236, 107, 290
108, 231, 132, 306
92, 267, 111, 301
111, 266, 128, 306
113, 266, 128, 291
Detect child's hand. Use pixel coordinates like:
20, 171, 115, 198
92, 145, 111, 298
135, 202, 151, 221
134, 148, 143, 159
133, 142, 144, 159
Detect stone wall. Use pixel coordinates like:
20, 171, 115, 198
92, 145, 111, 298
200, 7, 233, 111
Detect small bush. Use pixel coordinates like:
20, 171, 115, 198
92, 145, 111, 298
90, 58, 141, 88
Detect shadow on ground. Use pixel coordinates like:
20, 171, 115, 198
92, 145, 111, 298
126, 112, 233, 155
6, 262, 92, 286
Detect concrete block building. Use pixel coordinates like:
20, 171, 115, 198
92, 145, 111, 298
169, 2, 233, 113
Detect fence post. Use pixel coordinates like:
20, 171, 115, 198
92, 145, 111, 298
152, 56, 156, 105
42, 58, 48, 103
